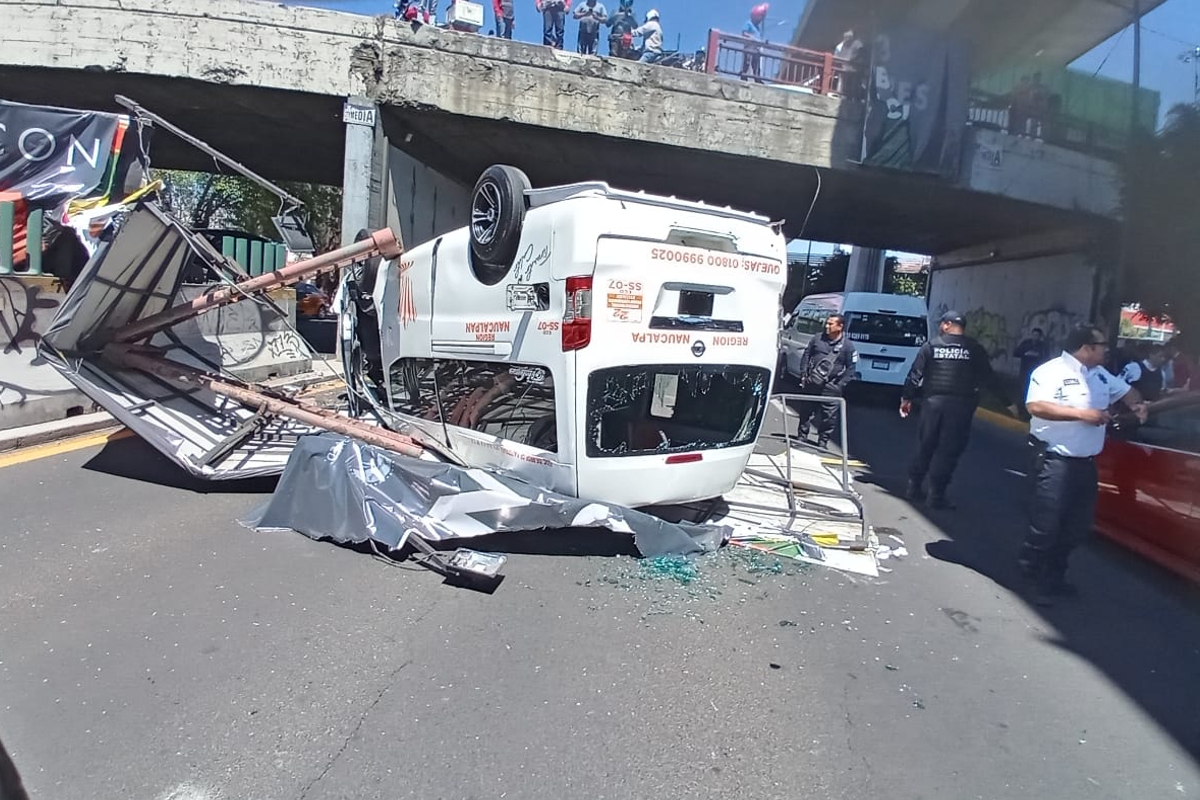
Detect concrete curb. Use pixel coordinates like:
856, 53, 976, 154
0, 412, 120, 453
0, 364, 347, 453
976, 407, 1029, 434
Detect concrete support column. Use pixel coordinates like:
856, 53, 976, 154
340, 96, 379, 247
845, 247, 885, 293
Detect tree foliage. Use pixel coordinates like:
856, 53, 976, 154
156, 170, 343, 252
1120, 103, 1200, 335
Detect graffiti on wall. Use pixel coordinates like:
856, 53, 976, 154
963, 308, 1010, 359
1020, 306, 1082, 353
0, 277, 83, 420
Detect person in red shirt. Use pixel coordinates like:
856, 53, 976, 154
494, 0, 514, 37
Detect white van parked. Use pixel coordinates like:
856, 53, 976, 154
341, 166, 788, 508
781, 292, 929, 388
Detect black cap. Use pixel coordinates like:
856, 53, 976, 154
940, 310, 966, 327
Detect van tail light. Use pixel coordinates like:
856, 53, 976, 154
562, 276, 592, 351
666, 453, 703, 464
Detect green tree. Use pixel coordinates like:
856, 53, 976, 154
157, 170, 343, 251
1118, 103, 1200, 335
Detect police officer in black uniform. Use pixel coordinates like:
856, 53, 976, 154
794, 313, 857, 448
900, 311, 1017, 508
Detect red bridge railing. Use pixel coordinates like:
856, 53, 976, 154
703, 29, 853, 95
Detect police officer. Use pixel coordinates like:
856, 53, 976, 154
900, 310, 1016, 508
794, 313, 857, 449
1019, 324, 1147, 604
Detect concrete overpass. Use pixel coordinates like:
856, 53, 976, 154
0, 0, 1120, 258
793, 0, 1169, 72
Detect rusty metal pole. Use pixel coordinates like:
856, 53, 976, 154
106, 344, 424, 458
111, 228, 403, 344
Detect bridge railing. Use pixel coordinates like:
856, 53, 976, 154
704, 30, 853, 95
967, 88, 1130, 159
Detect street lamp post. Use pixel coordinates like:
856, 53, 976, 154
1180, 46, 1200, 104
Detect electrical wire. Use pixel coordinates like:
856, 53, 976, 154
794, 166, 822, 243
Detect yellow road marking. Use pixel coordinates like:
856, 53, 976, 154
820, 458, 867, 468
0, 427, 133, 469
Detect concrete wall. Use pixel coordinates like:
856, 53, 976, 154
928, 253, 1097, 375
4, 0, 851, 169
171, 287, 311, 384
0, 277, 309, 431
0, 276, 97, 430
961, 128, 1119, 218
385, 146, 471, 249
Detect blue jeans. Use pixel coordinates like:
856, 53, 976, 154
542, 6, 565, 47
638, 50, 662, 64
498, 15, 513, 38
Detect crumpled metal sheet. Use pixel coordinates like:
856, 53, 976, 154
38, 204, 316, 479
243, 433, 729, 558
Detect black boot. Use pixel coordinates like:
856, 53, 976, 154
904, 479, 925, 502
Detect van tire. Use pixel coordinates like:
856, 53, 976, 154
469, 165, 530, 285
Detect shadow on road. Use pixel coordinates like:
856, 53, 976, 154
844, 394, 1200, 762
81, 435, 279, 495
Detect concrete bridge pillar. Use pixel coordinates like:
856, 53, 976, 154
845, 247, 885, 293
340, 96, 380, 247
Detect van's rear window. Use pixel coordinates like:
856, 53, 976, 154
845, 312, 928, 347
585, 365, 769, 457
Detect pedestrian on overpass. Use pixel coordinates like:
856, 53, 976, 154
900, 310, 1017, 508
573, 0, 608, 54
493, 0, 515, 38
537, 0, 570, 48
632, 8, 663, 63
794, 313, 857, 449
1020, 324, 1147, 604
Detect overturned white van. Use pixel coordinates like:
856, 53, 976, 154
341, 166, 788, 507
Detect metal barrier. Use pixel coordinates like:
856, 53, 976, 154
708, 392, 871, 546
0, 200, 44, 276
219, 235, 288, 277
967, 88, 1130, 158
704, 29, 852, 95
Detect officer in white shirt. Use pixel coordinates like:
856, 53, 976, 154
1020, 324, 1148, 605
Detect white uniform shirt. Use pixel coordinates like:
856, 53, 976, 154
1027, 351, 1130, 457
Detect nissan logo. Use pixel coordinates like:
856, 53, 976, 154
691, 340, 706, 358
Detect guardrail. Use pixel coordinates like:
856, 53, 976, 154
218, 235, 289, 277
967, 89, 1130, 158
704, 29, 852, 95
0, 200, 44, 276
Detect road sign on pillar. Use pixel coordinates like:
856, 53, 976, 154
342, 102, 378, 128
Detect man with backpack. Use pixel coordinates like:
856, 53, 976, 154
794, 313, 858, 449
572, 0, 608, 53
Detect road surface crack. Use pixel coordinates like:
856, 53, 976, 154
841, 683, 875, 792
297, 658, 413, 800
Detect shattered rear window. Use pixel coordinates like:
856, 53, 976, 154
586, 365, 769, 457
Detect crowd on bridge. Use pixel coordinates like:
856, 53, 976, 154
394, 0, 783, 71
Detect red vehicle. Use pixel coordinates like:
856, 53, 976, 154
1096, 392, 1200, 584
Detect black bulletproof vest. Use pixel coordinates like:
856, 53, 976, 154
1131, 364, 1164, 402
922, 335, 982, 399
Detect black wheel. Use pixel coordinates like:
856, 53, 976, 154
469, 165, 530, 285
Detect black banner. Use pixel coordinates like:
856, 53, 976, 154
861, 28, 969, 178
0, 100, 120, 208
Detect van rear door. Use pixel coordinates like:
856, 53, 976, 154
845, 307, 928, 385
570, 236, 784, 504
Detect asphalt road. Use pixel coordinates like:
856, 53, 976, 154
2, 400, 1199, 800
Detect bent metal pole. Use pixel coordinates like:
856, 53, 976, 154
111, 228, 403, 344
105, 344, 424, 459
